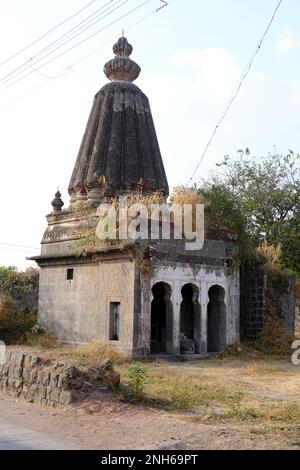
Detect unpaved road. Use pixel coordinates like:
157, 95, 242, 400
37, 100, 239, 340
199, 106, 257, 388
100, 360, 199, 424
0, 392, 296, 450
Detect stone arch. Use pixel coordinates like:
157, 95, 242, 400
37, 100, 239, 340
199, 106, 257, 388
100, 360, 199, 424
180, 283, 201, 354
150, 282, 173, 354
207, 285, 226, 352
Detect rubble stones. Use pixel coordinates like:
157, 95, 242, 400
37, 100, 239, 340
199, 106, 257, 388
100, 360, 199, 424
0, 351, 119, 407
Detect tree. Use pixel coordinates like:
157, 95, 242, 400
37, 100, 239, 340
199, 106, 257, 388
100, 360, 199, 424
0, 266, 39, 313
196, 150, 300, 275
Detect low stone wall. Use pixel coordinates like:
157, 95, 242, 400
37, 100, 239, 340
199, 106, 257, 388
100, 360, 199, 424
0, 351, 120, 407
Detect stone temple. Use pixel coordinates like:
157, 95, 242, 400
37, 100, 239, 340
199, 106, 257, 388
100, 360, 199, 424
31, 37, 241, 358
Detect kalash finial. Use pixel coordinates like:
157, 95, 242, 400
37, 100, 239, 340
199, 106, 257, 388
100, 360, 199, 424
51, 190, 64, 212
104, 36, 141, 82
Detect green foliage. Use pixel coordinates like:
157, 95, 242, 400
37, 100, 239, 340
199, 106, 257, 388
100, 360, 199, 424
0, 298, 37, 344
32, 323, 46, 335
197, 150, 300, 275
120, 362, 148, 401
0, 266, 38, 296
0, 267, 39, 314
26, 329, 58, 349
198, 184, 247, 236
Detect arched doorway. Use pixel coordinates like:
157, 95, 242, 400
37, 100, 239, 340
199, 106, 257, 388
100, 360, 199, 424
207, 285, 226, 352
151, 282, 173, 354
180, 284, 201, 354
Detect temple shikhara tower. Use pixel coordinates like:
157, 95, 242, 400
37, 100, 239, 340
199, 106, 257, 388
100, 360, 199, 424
32, 37, 240, 358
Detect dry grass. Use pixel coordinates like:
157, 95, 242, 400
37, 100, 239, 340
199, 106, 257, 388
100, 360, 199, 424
221, 319, 296, 360
253, 318, 296, 357
142, 370, 243, 411
76, 188, 208, 255
41, 342, 129, 368
171, 186, 207, 207
26, 331, 59, 349
11, 342, 129, 369
123, 358, 300, 434
256, 242, 282, 273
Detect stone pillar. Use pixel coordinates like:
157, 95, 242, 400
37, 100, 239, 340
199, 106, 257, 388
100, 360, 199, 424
172, 280, 181, 355
200, 283, 208, 353
200, 304, 208, 353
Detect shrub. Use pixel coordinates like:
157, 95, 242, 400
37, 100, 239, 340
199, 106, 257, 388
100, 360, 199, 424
0, 266, 39, 314
256, 242, 282, 273
0, 298, 37, 344
253, 318, 295, 356
121, 362, 148, 401
26, 330, 58, 349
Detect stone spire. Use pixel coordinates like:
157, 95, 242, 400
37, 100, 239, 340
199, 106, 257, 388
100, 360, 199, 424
104, 36, 141, 82
68, 36, 169, 207
51, 190, 64, 212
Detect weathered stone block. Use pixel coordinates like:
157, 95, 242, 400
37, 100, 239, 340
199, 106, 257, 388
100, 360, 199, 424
13, 353, 25, 368
46, 386, 53, 400
30, 369, 38, 383
49, 373, 59, 388
37, 370, 44, 384
22, 368, 31, 383
30, 384, 38, 395
37, 385, 46, 399
57, 373, 68, 390
51, 389, 61, 403
24, 355, 32, 369
59, 391, 73, 405
14, 366, 23, 379
42, 372, 50, 387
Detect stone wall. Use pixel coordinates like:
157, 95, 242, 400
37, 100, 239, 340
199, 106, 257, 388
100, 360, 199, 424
240, 265, 266, 340
240, 265, 296, 339
0, 351, 120, 407
38, 258, 135, 356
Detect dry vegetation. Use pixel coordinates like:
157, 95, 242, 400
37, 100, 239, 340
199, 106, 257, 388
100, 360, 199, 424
115, 356, 300, 447
75, 187, 207, 255
8, 338, 300, 446
256, 241, 283, 273
10, 342, 129, 369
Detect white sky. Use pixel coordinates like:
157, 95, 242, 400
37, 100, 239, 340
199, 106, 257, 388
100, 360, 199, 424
0, 0, 299, 269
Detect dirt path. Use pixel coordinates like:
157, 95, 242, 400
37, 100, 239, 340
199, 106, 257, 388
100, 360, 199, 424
0, 392, 297, 450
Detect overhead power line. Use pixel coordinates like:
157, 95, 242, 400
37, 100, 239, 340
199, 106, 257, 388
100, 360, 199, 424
0, 0, 98, 68
187, 0, 283, 185
0, 0, 152, 93
28, 0, 119, 65
0, 0, 174, 109
0, 242, 39, 251
0, 0, 128, 87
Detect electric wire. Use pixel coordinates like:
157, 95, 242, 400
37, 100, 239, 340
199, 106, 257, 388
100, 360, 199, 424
0, 0, 129, 87
0, 0, 174, 109
0, 0, 98, 68
0, 0, 152, 93
187, 0, 283, 184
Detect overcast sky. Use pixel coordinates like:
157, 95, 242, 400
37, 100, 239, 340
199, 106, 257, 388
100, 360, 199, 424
0, 0, 299, 269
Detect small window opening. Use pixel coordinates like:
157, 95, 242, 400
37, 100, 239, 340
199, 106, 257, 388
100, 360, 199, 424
109, 302, 120, 341
67, 268, 74, 281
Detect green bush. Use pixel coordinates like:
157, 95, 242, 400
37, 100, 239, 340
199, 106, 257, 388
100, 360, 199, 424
121, 362, 148, 401
0, 298, 37, 344
0, 266, 39, 315
26, 329, 58, 349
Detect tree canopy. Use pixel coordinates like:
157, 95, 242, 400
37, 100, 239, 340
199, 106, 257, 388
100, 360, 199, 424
196, 150, 300, 275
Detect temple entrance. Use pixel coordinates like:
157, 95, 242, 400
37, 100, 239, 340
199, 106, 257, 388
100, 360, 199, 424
180, 284, 201, 354
207, 285, 226, 352
151, 282, 173, 354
